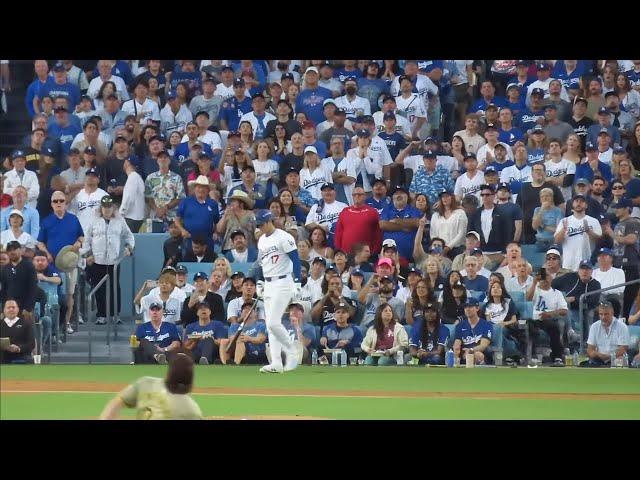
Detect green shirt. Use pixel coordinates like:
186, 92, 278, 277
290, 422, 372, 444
119, 376, 202, 420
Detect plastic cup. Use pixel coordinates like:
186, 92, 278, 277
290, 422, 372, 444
465, 352, 475, 368
349, 357, 358, 366
33, 355, 41, 365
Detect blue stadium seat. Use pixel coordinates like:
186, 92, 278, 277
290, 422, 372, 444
521, 245, 545, 271
178, 262, 215, 279
230, 262, 253, 275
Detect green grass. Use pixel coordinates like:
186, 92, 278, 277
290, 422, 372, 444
2, 365, 639, 419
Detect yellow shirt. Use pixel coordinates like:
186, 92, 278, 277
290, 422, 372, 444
119, 376, 202, 420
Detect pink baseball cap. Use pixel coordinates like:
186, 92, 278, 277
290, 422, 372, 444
377, 258, 393, 268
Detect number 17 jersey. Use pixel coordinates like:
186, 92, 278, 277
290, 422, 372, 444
258, 228, 297, 278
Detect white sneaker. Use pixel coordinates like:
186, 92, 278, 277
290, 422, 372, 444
199, 357, 209, 365
78, 315, 84, 325
259, 364, 283, 373
283, 350, 299, 372
95, 317, 107, 325
66, 325, 74, 334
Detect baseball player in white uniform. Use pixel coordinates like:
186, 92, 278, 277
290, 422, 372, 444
255, 210, 302, 373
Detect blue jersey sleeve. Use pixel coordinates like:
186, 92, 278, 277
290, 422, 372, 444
454, 322, 464, 341
409, 324, 421, 347
438, 325, 450, 346
256, 321, 267, 336
287, 249, 302, 281
228, 323, 239, 337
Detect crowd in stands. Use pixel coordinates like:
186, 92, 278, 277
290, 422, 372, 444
1, 59, 640, 367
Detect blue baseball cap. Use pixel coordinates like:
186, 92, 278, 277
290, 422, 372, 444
53, 62, 66, 72
255, 210, 273, 226
585, 143, 598, 152
320, 182, 335, 191
531, 88, 545, 97
497, 182, 510, 192
423, 149, 437, 158
484, 165, 498, 174
597, 107, 610, 115
149, 301, 163, 310
407, 267, 422, 276
471, 248, 484, 255
464, 298, 480, 307
166, 90, 177, 100
613, 146, 626, 154
175, 265, 188, 275
537, 63, 550, 71
579, 261, 593, 270
11, 149, 26, 159
43, 146, 55, 156
86, 167, 99, 177
598, 248, 614, 257
356, 128, 371, 138
598, 127, 610, 136
344, 76, 358, 84
351, 269, 364, 277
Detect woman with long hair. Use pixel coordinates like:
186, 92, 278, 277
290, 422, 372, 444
629, 122, 640, 170
424, 255, 446, 298
532, 187, 563, 252
238, 121, 254, 155
252, 139, 279, 196
332, 249, 350, 285
414, 193, 432, 251
480, 281, 524, 363
148, 76, 162, 107
167, 131, 182, 157
449, 134, 468, 171
426, 190, 467, 260
268, 198, 298, 239
175, 82, 191, 106
409, 303, 450, 365
287, 84, 300, 112
273, 124, 288, 159
216, 191, 256, 252
300, 148, 332, 201
615, 74, 640, 120
350, 242, 373, 272
225, 272, 245, 303
308, 226, 334, 261
603, 179, 628, 226
361, 303, 409, 366
297, 239, 312, 263
94, 81, 118, 111
439, 271, 467, 324
562, 133, 584, 168
526, 128, 548, 164
278, 188, 306, 225
220, 148, 252, 195
406, 279, 435, 326
380, 60, 400, 83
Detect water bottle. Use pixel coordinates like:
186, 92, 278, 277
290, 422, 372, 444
572, 350, 579, 368
622, 352, 629, 368
610, 351, 616, 368
311, 350, 318, 366
331, 351, 339, 367
340, 350, 347, 367
146, 218, 153, 232
495, 350, 503, 367
396, 350, 404, 366
564, 348, 571, 366
446, 349, 454, 368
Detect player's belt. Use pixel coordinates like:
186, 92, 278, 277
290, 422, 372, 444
264, 275, 289, 282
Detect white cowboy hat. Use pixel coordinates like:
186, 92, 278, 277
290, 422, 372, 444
188, 175, 211, 188
228, 190, 255, 209
55, 245, 80, 272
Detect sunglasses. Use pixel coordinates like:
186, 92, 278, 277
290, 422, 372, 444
52, 199, 65, 204
612, 186, 625, 190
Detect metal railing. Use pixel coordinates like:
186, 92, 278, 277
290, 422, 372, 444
578, 277, 640, 352
86, 273, 110, 364
108, 255, 127, 343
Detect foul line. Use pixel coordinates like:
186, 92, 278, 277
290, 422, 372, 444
3, 389, 639, 401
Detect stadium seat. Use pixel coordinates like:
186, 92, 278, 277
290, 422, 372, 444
520, 245, 545, 271
230, 262, 253, 275
628, 325, 640, 357
178, 262, 215, 279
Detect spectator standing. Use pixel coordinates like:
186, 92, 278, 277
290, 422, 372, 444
379, 187, 422, 262
568, 96, 594, 151
81, 196, 134, 324
407, 149, 454, 205
453, 114, 486, 155
119, 157, 145, 233
554, 195, 603, 271
605, 198, 640, 319
334, 186, 382, 257
36, 190, 84, 333
68, 168, 108, 235
144, 151, 186, 227
469, 184, 509, 268
428, 190, 467, 258
160, 91, 193, 137
87, 60, 129, 102
454, 154, 485, 202
189, 77, 223, 128
532, 188, 564, 252
305, 183, 347, 235
518, 162, 565, 244
215, 190, 256, 252
296, 66, 333, 126
25, 60, 53, 118
35, 62, 81, 113
300, 146, 332, 201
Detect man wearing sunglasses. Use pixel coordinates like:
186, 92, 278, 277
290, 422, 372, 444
37, 190, 84, 334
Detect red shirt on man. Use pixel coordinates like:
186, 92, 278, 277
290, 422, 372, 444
334, 203, 382, 254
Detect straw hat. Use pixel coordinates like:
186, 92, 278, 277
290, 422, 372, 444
55, 245, 80, 272
188, 175, 211, 188
228, 190, 255, 209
